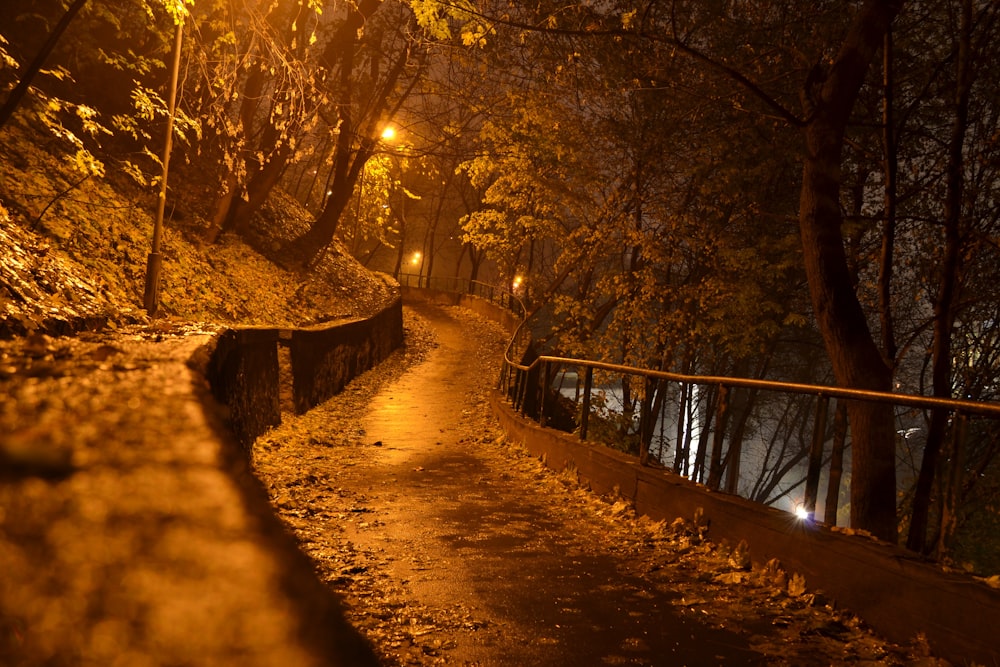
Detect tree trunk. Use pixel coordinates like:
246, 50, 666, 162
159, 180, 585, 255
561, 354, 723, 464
797, 0, 903, 542
228, 141, 293, 235
391, 202, 407, 280
205, 64, 267, 243
692, 385, 715, 485
879, 27, 898, 364
907, 0, 973, 553
0, 0, 89, 131
285, 1, 420, 268
673, 381, 689, 475
706, 384, 729, 490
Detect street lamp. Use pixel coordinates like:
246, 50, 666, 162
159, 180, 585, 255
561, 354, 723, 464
143, 9, 185, 315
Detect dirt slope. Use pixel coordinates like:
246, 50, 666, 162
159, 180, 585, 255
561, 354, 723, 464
0, 119, 395, 337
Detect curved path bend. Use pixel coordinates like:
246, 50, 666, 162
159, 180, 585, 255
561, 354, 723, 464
361, 301, 764, 666
259, 301, 769, 666
257, 300, 910, 666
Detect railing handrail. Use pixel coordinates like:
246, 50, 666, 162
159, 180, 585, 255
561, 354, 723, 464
400, 271, 1000, 418
510, 354, 1000, 419
404, 273, 1000, 574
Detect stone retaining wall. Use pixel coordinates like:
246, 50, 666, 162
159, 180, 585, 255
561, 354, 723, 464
205, 327, 282, 448
205, 296, 404, 448
290, 297, 404, 414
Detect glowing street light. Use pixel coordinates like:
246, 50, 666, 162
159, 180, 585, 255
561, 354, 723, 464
411, 251, 421, 266
381, 125, 397, 142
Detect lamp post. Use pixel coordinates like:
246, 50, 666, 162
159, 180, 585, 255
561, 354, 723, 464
143, 12, 184, 315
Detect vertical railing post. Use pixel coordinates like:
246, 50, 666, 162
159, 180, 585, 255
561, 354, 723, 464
517, 366, 530, 416
513, 367, 524, 411
823, 400, 848, 526
706, 384, 729, 490
539, 361, 552, 427
803, 394, 830, 521
580, 366, 594, 441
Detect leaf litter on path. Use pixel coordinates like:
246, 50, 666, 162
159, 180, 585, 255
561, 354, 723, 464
253, 306, 950, 667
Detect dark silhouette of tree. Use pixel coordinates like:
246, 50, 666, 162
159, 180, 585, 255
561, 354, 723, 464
0, 0, 88, 131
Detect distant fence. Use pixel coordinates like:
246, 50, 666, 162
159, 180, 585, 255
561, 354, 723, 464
396, 273, 525, 319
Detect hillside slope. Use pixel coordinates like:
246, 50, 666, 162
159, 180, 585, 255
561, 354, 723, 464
0, 120, 396, 337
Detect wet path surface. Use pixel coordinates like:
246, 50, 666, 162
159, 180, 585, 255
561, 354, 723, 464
259, 301, 766, 666
360, 302, 762, 666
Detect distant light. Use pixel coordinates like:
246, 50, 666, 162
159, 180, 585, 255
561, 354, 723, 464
411, 251, 421, 265
381, 126, 397, 141
512, 275, 523, 288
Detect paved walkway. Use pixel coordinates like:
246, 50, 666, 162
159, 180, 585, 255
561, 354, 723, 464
262, 301, 768, 666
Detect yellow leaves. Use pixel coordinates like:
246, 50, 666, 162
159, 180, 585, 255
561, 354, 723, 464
0, 42, 17, 70
130, 84, 162, 121
213, 28, 237, 48
410, 0, 452, 40
460, 27, 489, 48
621, 9, 638, 30
162, 0, 194, 25
75, 105, 112, 138
121, 161, 150, 187
65, 149, 106, 179
39, 66, 73, 82
410, 0, 493, 46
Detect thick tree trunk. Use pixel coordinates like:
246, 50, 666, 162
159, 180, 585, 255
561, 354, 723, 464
879, 28, 898, 363
797, 0, 903, 542
205, 65, 267, 243
228, 142, 292, 235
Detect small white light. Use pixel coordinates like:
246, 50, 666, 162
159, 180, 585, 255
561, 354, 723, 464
794, 505, 810, 520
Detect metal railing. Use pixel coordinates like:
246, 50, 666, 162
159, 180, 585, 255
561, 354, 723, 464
405, 274, 1000, 531
503, 352, 1000, 514
397, 273, 526, 319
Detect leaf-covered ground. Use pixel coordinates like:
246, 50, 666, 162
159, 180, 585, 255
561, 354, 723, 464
0, 119, 394, 337
254, 305, 948, 667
